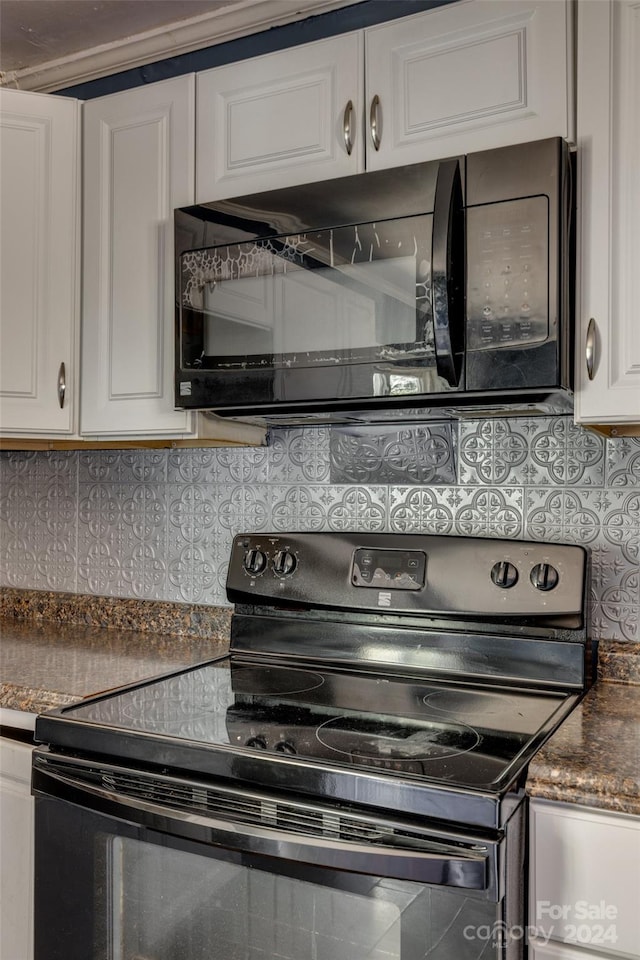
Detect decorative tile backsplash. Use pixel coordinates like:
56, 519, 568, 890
1, 416, 638, 642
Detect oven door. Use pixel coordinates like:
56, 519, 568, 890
33, 752, 521, 960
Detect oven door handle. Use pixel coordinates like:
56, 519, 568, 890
34, 761, 492, 892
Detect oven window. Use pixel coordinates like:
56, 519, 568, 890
178, 215, 433, 373
109, 835, 498, 960
112, 837, 404, 960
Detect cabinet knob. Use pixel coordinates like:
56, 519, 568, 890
369, 94, 381, 151
585, 317, 597, 381
343, 99, 354, 156
57, 362, 66, 409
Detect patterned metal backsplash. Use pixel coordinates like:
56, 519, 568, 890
1, 416, 638, 642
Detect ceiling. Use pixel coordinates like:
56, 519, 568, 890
0, 1, 245, 73
0, 0, 361, 90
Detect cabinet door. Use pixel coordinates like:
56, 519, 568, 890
575, 0, 640, 425
529, 939, 612, 960
82, 75, 196, 438
364, 0, 572, 171
196, 32, 363, 201
0, 89, 79, 436
0, 737, 34, 960
530, 799, 640, 958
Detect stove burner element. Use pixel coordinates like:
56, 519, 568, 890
315, 714, 481, 763
423, 690, 519, 719
231, 665, 325, 698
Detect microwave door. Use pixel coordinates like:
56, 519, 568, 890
175, 155, 468, 413
179, 215, 444, 406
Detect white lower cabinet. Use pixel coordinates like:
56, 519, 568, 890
530, 941, 616, 960
0, 737, 35, 960
529, 799, 640, 960
0, 89, 80, 438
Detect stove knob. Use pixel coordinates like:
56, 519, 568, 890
273, 549, 297, 577
530, 563, 559, 592
490, 561, 519, 588
243, 548, 267, 575
274, 740, 297, 755
245, 736, 267, 750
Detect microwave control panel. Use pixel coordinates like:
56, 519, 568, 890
466, 196, 549, 352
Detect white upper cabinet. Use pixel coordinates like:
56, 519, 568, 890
81, 75, 197, 438
575, 0, 640, 427
365, 0, 573, 170
1, 1, 575, 441
196, 32, 364, 201
196, 0, 572, 200
0, 88, 80, 436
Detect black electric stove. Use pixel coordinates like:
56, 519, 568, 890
35, 532, 593, 831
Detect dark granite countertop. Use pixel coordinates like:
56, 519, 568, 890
526, 678, 640, 816
0, 589, 231, 718
1, 590, 639, 817
0, 619, 230, 716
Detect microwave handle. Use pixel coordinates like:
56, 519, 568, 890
34, 760, 491, 892
431, 158, 465, 388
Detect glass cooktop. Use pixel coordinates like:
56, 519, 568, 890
57, 656, 575, 792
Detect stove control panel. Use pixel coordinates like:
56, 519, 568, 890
227, 533, 587, 619
352, 548, 425, 590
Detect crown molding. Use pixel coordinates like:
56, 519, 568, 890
0, 0, 362, 94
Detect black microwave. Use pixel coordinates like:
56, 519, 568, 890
174, 138, 573, 424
